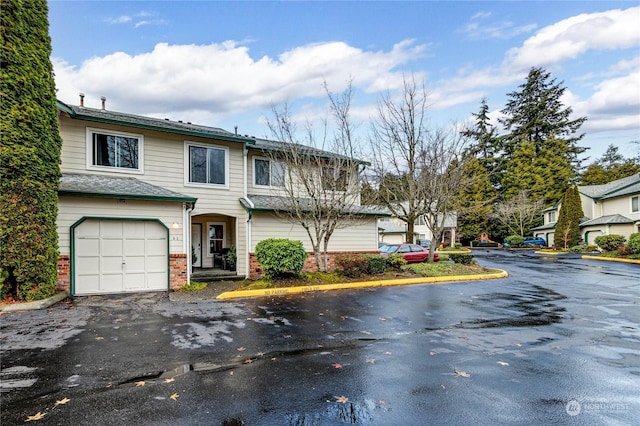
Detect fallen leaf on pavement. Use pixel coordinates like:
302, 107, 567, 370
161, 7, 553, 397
335, 396, 349, 403
429, 351, 438, 356
366, 359, 375, 364
333, 363, 343, 369
26, 412, 46, 422
95, 337, 104, 341
454, 369, 471, 378
441, 384, 446, 390
497, 361, 509, 366
384, 351, 392, 355
164, 378, 175, 383
237, 347, 246, 352
135, 381, 146, 387
170, 393, 179, 401
55, 397, 71, 406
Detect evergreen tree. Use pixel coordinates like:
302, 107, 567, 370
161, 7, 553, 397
499, 67, 587, 205
454, 157, 499, 243
579, 144, 640, 185
462, 98, 502, 188
554, 186, 583, 248
0, 1, 62, 300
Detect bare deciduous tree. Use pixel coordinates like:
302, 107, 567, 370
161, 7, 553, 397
263, 82, 364, 272
369, 74, 472, 261
493, 190, 544, 236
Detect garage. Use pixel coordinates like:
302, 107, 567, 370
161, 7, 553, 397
73, 219, 168, 295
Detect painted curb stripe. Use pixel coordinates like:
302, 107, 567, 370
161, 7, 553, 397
581, 255, 640, 264
216, 270, 509, 300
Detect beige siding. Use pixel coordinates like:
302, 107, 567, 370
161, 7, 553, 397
250, 212, 378, 252
601, 196, 640, 220
57, 197, 183, 255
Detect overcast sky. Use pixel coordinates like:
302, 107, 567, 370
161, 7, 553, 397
49, 1, 640, 161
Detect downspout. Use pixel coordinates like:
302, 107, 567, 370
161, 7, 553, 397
185, 202, 194, 283
243, 145, 251, 279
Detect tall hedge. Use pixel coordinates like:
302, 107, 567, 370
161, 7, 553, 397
554, 185, 583, 249
0, 1, 62, 300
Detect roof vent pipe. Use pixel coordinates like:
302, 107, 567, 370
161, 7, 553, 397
234, 125, 238, 136
79, 92, 85, 107
100, 96, 106, 111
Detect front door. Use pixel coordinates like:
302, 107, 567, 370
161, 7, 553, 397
191, 224, 202, 267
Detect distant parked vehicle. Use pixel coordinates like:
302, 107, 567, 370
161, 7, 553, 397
379, 243, 439, 263
522, 236, 546, 246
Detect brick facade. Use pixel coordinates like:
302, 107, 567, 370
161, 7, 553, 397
170, 253, 188, 290
248, 251, 379, 279
56, 255, 71, 292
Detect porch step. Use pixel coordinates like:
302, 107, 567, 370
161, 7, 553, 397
191, 269, 244, 283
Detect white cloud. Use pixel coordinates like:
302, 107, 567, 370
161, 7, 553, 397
461, 11, 537, 39
105, 15, 132, 25
53, 39, 427, 125
505, 6, 640, 71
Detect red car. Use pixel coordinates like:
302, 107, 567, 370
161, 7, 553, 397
379, 243, 439, 263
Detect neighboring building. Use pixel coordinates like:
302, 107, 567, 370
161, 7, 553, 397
533, 174, 640, 246
377, 211, 458, 247
55, 98, 384, 295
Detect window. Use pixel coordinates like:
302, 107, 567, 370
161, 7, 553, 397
87, 128, 142, 173
632, 196, 639, 213
254, 157, 285, 187
208, 223, 225, 256
322, 167, 348, 191
187, 144, 227, 186
548, 211, 556, 222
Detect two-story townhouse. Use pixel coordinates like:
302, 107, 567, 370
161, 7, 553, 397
55, 98, 383, 296
532, 174, 640, 246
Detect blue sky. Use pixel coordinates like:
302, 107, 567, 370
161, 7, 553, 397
48, 1, 640, 161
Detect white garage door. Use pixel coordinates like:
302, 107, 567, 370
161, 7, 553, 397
75, 219, 168, 295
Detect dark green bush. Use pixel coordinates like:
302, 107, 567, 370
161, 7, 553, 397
255, 238, 308, 279
568, 245, 584, 253
365, 255, 387, 274
454, 243, 462, 249
594, 234, 626, 252
628, 233, 640, 254
386, 253, 407, 270
504, 235, 525, 246
335, 254, 369, 278
449, 253, 475, 265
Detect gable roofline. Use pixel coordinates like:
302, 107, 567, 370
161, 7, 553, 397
578, 173, 640, 201
250, 137, 371, 167
56, 100, 255, 145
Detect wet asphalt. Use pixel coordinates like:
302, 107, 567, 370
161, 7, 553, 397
1, 250, 638, 425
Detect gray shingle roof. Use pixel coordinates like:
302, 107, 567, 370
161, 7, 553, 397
579, 214, 633, 227
579, 174, 640, 200
57, 100, 253, 144
59, 173, 196, 203
241, 194, 387, 216
250, 137, 369, 165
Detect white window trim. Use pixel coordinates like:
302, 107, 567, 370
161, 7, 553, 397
252, 156, 285, 189
184, 142, 229, 189
631, 195, 639, 213
85, 127, 144, 174
206, 222, 226, 257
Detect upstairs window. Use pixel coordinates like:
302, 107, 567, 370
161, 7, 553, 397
87, 128, 143, 173
254, 157, 285, 187
548, 211, 556, 222
322, 167, 348, 191
187, 144, 227, 186
632, 196, 639, 213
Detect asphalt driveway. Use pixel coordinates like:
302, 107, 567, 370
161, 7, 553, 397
1, 250, 638, 425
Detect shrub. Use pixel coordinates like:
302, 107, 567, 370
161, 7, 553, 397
386, 254, 407, 270
628, 233, 640, 254
449, 253, 475, 265
178, 281, 207, 292
365, 255, 387, 275
568, 245, 584, 253
594, 234, 626, 252
585, 245, 598, 252
454, 243, 462, 249
504, 235, 525, 246
255, 239, 308, 279
335, 254, 369, 278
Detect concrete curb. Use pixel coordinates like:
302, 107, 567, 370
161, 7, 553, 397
581, 255, 640, 265
0, 291, 70, 313
216, 269, 509, 300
